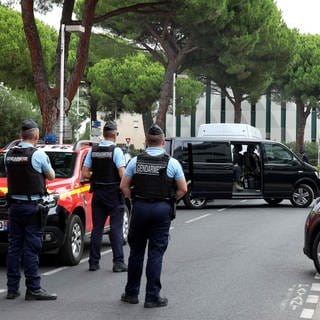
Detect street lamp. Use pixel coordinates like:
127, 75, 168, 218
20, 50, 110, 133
59, 23, 85, 144
172, 73, 176, 137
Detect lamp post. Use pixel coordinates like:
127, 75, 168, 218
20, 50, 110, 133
59, 24, 85, 144
172, 72, 176, 137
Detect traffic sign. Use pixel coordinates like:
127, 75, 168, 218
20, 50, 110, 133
125, 137, 131, 144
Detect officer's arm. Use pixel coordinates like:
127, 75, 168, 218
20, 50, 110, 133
44, 168, 55, 180
81, 166, 91, 180
120, 175, 132, 200
117, 166, 125, 179
175, 178, 188, 200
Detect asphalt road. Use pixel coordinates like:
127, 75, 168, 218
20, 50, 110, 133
0, 199, 319, 320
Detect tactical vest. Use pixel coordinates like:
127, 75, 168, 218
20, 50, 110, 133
133, 152, 175, 200
90, 145, 120, 190
6, 146, 46, 196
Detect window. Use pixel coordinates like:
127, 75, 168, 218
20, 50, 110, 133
264, 143, 293, 164
46, 152, 76, 178
183, 141, 231, 163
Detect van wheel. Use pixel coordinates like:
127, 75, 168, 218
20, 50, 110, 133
264, 198, 283, 206
290, 184, 314, 208
58, 215, 84, 266
183, 192, 208, 209
312, 232, 320, 273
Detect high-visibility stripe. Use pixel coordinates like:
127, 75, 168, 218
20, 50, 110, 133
58, 185, 90, 200
0, 185, 90, 200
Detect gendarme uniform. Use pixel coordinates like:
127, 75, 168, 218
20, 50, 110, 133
5, 119, 56, 300
83, 120, 126, 271
123, 124, 185, 305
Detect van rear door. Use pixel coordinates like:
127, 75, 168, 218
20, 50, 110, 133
182, 140, 233, 198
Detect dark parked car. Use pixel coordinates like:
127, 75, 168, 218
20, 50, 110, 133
304, 198, 320, 272
165, 137, 320, 209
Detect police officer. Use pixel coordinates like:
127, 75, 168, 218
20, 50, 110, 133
82, 120, 127, 272
120, 124, 187, 308
5, 119, 57, 300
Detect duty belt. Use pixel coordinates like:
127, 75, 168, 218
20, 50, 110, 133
10, 199, 43, 205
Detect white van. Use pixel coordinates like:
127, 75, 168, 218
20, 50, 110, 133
197, 123, 262, 139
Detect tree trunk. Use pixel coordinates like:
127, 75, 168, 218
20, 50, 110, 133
142, 110, 153, 135
156, 62, 176, 129
21, 0, 98, 136
90, 96, 98, 121
295, 98, 310, 153
233, 99, 242, 123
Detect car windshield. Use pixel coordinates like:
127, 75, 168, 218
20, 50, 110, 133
0, 151, 76, 179
46, 152, 76, 178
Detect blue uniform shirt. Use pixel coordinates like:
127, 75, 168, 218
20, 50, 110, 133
5, 142, 54, 200
84, 140, 126, 169
125, 147, 185, 181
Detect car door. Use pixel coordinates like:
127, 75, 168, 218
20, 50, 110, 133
182, 140, 233, 198
262, 142, 302, 197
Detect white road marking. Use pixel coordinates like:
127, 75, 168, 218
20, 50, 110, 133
306, 295, 319, 304
311, 283, 320, 292
42, 249, 113, 276
42, 267, 68, 276
0, 289, 6, 294
185, 213, 211, 224
217, 208, 226, 212
300, 308, 314, 319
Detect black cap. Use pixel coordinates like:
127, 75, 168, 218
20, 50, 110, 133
148, 124, 164, 136
103, 120, 117, 131
21, 119, 38, 131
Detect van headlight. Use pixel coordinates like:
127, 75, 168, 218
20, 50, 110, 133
315, 171, 320, 179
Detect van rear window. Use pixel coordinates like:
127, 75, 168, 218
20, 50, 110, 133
183, 141, 231, 163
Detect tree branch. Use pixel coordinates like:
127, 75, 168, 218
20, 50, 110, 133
92, 1, 169, 24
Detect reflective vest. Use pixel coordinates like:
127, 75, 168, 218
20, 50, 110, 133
133, 152, 175, 200
6, 146, 46, 196
90, 145, 120, 190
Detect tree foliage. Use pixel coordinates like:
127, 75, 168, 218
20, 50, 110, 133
14, 0, 172, 137
96, 0, 228, 128
277, 33, 320, 152
175, 77, 204, 116
0, 5, 57, 89
88, 53, 164, 132
0, 84, 41, 146
193, 0, 294, 123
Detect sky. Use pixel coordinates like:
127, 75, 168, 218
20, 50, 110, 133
275, 0, 320, 34
38, 1, 320, 35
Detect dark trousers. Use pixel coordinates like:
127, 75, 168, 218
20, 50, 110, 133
125, 200, 171, 302
233, 165, 242, 183
7, 203, 42, 292
89, 188, 125, 266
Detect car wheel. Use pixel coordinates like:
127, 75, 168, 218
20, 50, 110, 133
290, 184, 314, 208
264, 198, 283, 206
312, 232, 320, 273
183, 191, 208, 209
123, 205, 130, 244
59, 214, 84, 266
